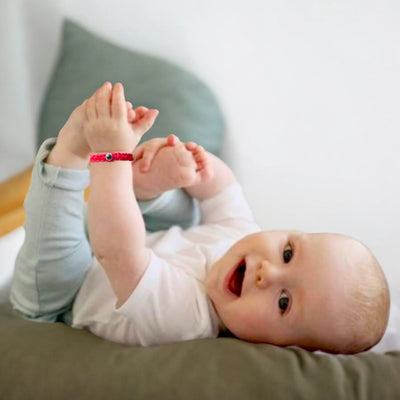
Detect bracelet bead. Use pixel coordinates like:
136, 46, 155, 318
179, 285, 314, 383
90, 152, 134, 163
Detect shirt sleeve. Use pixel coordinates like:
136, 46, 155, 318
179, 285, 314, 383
199, 183, 255, 226
139, 189, 199, 232
115, 251, 219, 346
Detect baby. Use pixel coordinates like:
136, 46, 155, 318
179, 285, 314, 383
10, 82, 390, 354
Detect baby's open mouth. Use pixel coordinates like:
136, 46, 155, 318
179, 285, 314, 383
228, 261, 246, 297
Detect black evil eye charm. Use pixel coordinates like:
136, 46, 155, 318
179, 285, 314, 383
105, 153, 113, 161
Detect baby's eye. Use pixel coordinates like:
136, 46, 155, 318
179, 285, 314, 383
283, 244, 293, 263
279, 292, 290, 313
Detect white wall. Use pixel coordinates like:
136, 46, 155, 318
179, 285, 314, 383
0, 0, 62, 177
1, 0, 399, 307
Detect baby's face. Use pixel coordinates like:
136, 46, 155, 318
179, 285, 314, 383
206, 231, 366, 350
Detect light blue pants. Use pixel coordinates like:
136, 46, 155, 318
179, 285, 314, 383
9, 138, 198, 324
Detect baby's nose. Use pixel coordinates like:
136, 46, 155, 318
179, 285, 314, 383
255, 260, 279, 289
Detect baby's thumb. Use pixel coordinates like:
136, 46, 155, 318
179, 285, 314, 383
133, 109, 159, 137
139, 149, 156, 172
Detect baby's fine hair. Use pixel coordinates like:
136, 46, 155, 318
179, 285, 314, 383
335, 243, 390, 354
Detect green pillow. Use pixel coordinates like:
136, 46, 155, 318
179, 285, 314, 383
1, 303, 400, 400
38, 20, 224, 154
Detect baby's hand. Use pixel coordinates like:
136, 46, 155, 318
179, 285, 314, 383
133, 139, 213, 200
48, 88, 141, 170
54, 99, 91, 164
83, 82, 158, 153
133, 134, 179, 172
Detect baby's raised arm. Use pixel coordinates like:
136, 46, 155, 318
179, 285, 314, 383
84, 82, 158, 307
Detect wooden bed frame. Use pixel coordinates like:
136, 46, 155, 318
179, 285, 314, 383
0, 168, 32, 236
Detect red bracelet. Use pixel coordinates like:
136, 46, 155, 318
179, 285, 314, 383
90, 152, 134, 163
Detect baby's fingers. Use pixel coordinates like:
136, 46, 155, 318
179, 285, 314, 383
133, 144, 159, 172
130, 106, 150, 124
133, 135, 178, 172
138, 149, 157, 172
134, 139, 163, 172
134, 106, 149, 117
167, 134, 179, 146
132, 109, 159, 137
127, 110, 136, 123
111, 83, 127, 119
85, 95, 97, 120
96, 82, 112, 117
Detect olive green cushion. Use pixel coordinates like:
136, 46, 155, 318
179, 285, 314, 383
1, 303, 399, 400
38, 20, 224, 154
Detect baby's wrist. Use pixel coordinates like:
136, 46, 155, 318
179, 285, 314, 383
133, 179, 162, 201
132, 164, 161, 200
135, 188, 162, 201
88, 138, 138, 155
46, 143, 89, 170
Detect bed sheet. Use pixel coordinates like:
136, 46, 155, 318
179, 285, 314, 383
0, 226, 398, 353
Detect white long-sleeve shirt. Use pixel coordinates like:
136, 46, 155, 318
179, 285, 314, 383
72, 183, 260, 346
